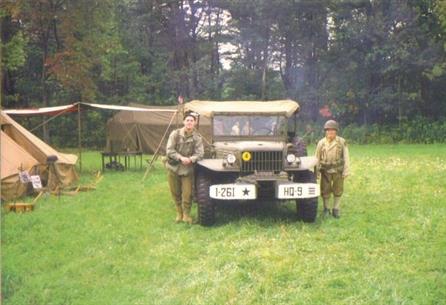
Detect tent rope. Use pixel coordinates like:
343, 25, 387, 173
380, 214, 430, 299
142, 110, 178, 181
29, 103, 78, 133
195, 130, 211, 146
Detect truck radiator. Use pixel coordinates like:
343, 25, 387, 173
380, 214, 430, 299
241, 151, 283, 172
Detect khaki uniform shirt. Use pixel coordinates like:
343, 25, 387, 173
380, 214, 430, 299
165, 127, 204, 176
315, 136, 350, 176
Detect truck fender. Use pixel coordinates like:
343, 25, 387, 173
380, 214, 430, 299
299, 156, 318, 170
197, 159, 239, 172
285, 156, 318, 171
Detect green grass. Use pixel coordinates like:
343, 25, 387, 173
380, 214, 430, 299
2, 145, 446, 305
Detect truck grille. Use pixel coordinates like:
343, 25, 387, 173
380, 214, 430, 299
241, 151, 283, 172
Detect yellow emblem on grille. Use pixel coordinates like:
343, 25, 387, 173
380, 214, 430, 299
242, 151, 252, 161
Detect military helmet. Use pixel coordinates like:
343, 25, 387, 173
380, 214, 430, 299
184, 111, 199, 121
324, 120, 339, 131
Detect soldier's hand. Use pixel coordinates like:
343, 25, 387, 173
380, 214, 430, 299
180, 157, 192, 165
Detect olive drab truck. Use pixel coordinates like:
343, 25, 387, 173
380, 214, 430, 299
184, 100, 320, 226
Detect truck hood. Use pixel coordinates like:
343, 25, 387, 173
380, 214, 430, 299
213, 141, 286, 152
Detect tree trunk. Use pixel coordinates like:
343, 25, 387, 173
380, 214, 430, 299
39, 3, 52, 143
261, 28, 270, 100
280, 32, 293, 97
41, 32, 50, 143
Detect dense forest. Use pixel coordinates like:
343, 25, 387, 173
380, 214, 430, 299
1, 0, 446, 146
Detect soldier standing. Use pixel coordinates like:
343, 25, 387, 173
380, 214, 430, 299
166, 112, 204, 224
315, 120, 350, 218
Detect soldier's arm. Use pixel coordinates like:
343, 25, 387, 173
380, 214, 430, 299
342, 143, 350, 177
166, 130, 183, 161
315, 141, 322, 159
315, 140, 322, 173
190, 136, 204, 163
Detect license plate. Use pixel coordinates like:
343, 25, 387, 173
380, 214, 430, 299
276, 183, 320, 199
210, 184, 257, 200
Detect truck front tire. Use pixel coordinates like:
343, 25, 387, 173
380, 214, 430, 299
196, 169, 216, 226
294, 170, 318, 223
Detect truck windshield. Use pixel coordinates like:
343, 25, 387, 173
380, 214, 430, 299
213, 115, 287, 137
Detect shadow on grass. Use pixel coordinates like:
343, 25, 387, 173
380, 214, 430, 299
211, 200, 321, 228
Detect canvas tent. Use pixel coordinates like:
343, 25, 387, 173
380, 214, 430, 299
105, 104, 212, 155
1, 111, 79, 201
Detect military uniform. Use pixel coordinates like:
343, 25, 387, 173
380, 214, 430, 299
166, 127, 204, 223
315, 133, 350, 217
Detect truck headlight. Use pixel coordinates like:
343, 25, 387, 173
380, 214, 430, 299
286, 153, 297, 163
226, 153, 236, 165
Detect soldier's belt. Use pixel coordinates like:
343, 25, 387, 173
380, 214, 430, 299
320, 163, 344, 171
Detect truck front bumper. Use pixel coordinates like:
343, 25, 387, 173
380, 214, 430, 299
209, 181, 320, 200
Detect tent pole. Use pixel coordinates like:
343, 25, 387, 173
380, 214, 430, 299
77, 103, 82, 172
142, 110, 177, 181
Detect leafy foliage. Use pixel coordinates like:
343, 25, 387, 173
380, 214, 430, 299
1, 0, 445, 146
1, 31, 27, 71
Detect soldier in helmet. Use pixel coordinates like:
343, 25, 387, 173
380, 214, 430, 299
165, 112, 204, 224
315, 120, 350, 218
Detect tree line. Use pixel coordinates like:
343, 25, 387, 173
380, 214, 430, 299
1, 0, 446, 146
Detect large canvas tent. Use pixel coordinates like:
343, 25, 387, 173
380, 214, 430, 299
1, 111, 79, 201
105, 104, 212, 155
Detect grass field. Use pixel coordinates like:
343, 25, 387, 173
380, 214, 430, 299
2, 145, 446, 305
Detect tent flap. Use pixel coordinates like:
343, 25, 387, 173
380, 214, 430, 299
3, 102, 177, 116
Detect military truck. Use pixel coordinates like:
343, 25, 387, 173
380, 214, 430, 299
184, 100, 319, 226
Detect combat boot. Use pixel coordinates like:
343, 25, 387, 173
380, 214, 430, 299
175, 205, 183, 223
182, 207, 193, 224
323, 208, 331, 217
332, 209, 340, 218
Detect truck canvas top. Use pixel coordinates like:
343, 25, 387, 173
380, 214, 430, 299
184, 100, 300, 117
